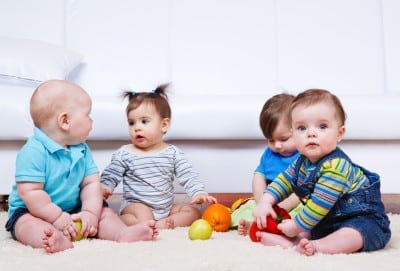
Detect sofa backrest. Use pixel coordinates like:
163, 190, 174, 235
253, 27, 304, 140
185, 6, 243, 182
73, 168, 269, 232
1, 0, 399, 140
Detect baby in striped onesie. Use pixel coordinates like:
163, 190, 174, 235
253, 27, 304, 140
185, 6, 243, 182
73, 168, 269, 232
101, 84, 217, 229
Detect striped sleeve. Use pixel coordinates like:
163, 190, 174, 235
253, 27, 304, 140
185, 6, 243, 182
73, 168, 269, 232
100, 148, 125, 191
266, 162, 296, 201
294, 158, 353, 231
173, 146, 207, 198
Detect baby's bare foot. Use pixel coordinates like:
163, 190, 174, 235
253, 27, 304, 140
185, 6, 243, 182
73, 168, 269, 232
238, 219, 250, 236
117, 220, 159, 242
42, 228, 74, 253
297, 238, 316, 256
258, 231, 295, 249
156, 217, 175, 230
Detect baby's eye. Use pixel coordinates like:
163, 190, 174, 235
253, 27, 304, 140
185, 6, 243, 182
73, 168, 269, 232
128, 120, 135, 126
280, 137, 290, 142
318, 123, 328, 130
142, 119, 150, 125
297, 126, 306, 132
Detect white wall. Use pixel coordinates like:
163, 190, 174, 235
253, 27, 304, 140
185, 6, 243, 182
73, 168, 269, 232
1, 0, 400, 194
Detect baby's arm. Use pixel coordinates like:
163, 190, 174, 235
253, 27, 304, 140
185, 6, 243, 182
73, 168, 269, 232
278, 193, 300, 211
252, 172, 267, 202
77, 173, 102, 237
17, 182, 72, 230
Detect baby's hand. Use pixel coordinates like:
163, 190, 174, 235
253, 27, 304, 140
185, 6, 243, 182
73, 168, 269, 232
72, 210, 99, 239
102, 187, 113, 200
52, 212, 74, 240
253, 203, 276, 230
277, 219, 302, 237
190, 194, 218, 205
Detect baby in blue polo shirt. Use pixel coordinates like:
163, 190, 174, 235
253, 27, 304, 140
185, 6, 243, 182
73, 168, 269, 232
5, 80, 158, 253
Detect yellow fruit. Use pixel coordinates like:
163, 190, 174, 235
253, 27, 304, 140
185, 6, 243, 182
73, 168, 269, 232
231, 197, 252, 211
74, 220, 84, 241
188, 219, 213, 240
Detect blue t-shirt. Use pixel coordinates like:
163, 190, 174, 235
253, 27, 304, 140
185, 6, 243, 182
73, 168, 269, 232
8, 127, 99, 218
255, 148, 299, 184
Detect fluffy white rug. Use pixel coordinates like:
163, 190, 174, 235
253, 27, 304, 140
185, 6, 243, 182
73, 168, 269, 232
0, 211, 399, 271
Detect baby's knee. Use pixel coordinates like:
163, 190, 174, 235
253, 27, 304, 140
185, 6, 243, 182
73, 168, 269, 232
184, 204, 202, 218
99, 206, 117, 220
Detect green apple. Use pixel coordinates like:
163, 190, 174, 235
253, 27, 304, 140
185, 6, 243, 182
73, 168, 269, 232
74, 220, 84, 241
188, 219, 213, 240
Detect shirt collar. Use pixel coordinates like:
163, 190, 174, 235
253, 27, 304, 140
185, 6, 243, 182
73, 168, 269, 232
33, 127, 66, 154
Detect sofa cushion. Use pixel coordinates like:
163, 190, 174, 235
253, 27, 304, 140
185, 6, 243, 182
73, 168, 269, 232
0, 37, 83, 83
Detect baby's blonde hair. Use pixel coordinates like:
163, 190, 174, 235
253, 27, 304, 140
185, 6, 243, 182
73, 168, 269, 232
30, 80, 87, 128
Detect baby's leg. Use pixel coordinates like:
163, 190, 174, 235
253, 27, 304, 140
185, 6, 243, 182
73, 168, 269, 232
296, 227, 363, 256
165, 204, 201, 228
238, 219, 250, 236
116, 220, 159, 242
15, 213, 73, 253
257, 231, 297, 249
120, 202, 154, 226
98, 207, 158, 242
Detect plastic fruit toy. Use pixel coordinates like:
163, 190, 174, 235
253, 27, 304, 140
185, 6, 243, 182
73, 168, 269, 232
74, 220, 84, 241
202, 203, 231, 232
188, 219, 213, 240
249, 205, 291, 242
231, 197, 252, 212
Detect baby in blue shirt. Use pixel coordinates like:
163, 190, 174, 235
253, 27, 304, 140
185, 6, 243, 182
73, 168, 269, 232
6, 80, 158, 253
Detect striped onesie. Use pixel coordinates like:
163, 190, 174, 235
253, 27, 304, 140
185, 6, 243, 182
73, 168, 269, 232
101, 144, 207, 220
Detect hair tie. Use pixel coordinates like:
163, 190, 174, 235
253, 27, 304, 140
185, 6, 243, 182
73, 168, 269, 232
130, 91, 137, 96
151, 89, 157, 94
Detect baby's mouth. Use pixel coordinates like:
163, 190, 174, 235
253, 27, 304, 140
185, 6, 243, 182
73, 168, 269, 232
307, 142, 318, 147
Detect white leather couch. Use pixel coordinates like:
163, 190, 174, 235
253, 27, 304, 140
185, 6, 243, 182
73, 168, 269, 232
1, 0, 400, 194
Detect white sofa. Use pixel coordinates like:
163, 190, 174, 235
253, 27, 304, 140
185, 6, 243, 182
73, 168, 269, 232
1, 0, 400, 195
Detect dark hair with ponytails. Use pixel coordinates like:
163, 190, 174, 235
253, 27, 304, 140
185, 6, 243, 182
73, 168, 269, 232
122, 83, 171, 119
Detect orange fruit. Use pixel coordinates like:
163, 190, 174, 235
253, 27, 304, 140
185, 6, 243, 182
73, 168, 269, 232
202, 203, 231, 232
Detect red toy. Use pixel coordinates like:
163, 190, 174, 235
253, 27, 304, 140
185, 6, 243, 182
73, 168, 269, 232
249, 205, 291, 242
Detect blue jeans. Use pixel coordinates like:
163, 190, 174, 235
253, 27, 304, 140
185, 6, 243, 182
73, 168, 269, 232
310, 170, 391, 252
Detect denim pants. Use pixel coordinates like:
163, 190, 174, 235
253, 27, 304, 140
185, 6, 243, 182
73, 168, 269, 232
310, 169, 391, 252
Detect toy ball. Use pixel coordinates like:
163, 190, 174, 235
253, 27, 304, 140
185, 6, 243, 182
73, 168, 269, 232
73, 220, 84, 242
188, 219, 213, 240
202, 203, 231, 232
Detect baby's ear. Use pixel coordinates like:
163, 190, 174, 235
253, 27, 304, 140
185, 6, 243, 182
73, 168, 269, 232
337, 125, 345, 143
58, 112, 70, 130
161, 118, 170, 134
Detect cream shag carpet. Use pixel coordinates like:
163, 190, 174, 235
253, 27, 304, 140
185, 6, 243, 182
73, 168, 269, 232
0, 212, 399, 271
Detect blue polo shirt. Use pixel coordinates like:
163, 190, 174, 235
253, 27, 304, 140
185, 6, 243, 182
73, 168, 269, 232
8, 127, 99, 218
